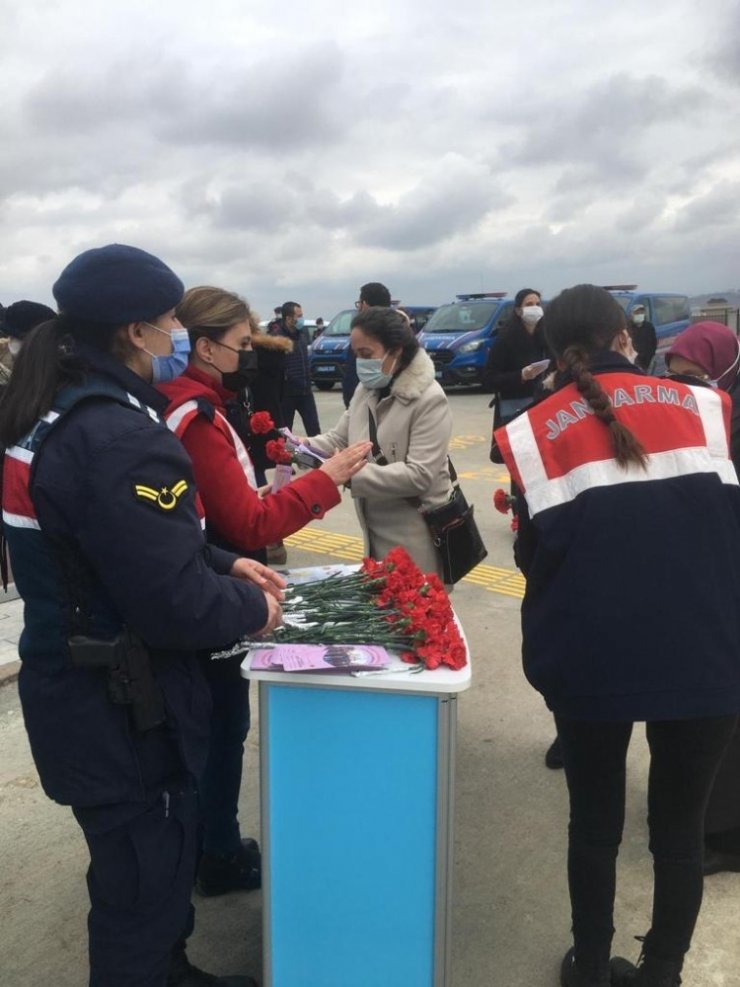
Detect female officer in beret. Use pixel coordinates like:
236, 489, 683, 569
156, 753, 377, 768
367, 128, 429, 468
0, 244, 281, 987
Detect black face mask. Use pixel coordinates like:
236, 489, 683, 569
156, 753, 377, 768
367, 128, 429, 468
219, 348, 259, 392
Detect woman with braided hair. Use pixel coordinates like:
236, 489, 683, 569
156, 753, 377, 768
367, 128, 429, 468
495, 284, 740, 987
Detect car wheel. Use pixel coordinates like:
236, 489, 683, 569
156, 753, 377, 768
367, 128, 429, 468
315, 382, 335, 391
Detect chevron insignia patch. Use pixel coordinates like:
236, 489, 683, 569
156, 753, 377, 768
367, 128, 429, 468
133, 479, 189, 512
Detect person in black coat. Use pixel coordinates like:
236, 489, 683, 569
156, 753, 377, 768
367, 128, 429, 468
496, 285, 740, 987
628, 304, 658, 371
482, 287, 550, 425
664, 320, 740, 877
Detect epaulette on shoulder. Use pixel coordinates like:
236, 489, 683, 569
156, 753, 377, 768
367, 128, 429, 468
195, 397, 216, 422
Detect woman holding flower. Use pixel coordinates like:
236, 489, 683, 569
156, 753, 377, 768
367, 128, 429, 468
158, 285, 371, 898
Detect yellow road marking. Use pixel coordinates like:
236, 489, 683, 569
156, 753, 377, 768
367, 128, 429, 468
457, 466, 511, 482
448, 434, 487, 450
284, 528, 525, 600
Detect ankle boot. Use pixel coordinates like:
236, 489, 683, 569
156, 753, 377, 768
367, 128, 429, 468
610, 953, 682, 986
560, 948, 610, 987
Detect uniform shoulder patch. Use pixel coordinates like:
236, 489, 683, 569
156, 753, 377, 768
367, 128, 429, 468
133, 479, 189, 512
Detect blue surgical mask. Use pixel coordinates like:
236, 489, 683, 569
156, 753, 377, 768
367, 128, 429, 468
295, 317, 305, 331
144, 323, 191, 383
357, 354, 397, 389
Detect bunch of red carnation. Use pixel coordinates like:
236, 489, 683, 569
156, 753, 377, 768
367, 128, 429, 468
361, 546, 467, 671
248, 412, 294, 465
493, 488, 515, 514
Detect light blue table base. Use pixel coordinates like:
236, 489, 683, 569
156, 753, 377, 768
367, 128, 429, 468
259, 682, 457, 987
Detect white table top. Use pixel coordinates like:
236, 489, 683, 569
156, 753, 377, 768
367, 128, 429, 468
239, 564, 472, 695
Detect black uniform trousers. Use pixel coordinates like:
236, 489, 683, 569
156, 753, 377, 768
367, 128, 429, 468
556, 715, 737, 969
199, 656, 251, 857
73, 778, 198, 987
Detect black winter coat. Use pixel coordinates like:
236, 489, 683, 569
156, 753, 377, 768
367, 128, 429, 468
483, 320, 549, 426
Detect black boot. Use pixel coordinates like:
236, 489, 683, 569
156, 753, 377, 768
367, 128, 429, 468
196, 837, 261, 896
546, 736, 564, 770
167, 948, 259, 987
610, 952, 682, 986
559, 947, 610, 987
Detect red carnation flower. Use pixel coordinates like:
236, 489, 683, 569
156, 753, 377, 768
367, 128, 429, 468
265, 438, 292, 465
493, 488, 513, 514
249, 411, 275, 435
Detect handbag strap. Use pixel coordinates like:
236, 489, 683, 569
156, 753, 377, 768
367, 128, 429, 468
367, 409, 388, 466
368, 408, 459, 484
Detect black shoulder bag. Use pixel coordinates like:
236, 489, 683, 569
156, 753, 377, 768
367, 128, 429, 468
368, 410, 487, 584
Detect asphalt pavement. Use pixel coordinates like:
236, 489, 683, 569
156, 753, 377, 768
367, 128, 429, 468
1, 386, 739, 986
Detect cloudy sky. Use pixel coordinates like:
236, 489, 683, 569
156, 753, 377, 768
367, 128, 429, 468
1, 0, 738, 320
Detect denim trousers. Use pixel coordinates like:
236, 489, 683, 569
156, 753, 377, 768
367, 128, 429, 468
555, 714, 737, 967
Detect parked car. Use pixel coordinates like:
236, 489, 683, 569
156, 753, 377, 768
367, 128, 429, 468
418, 293, 514, 388
604, 285, 691, 372
310, 305, 437, 390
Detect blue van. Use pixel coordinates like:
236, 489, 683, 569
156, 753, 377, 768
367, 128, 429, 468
309, 308, 354, 391
418, 293, 514, 388
604, 285, 691, 372
310, 304, 438, 390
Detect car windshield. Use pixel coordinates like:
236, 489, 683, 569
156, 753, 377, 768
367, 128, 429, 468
324, 310, 354, 336
610, 295, 632, 311
424, 302, 499, 333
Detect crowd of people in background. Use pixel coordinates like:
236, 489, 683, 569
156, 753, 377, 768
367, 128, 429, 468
3, 260, 740, 987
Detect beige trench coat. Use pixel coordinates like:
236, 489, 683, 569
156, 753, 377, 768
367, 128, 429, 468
310, 348, 453, 577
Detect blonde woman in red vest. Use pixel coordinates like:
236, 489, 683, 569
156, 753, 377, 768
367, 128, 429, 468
158, 285, 371, 898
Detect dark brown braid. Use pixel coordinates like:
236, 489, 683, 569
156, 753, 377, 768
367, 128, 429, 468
561, 345, 647, 469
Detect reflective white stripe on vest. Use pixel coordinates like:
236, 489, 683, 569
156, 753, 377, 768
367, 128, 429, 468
5, 445, 34, 464
2, 510, 41, 530
165, 400, 199, 435
218, 412, 257, 491
506, 407, 738, 519
165, 401, 257, 491
690, 383, 728, 458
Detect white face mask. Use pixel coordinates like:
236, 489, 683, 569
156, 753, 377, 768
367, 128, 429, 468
632, 313, 646, 326
520, 305, 543, 326
7, 338, 21, 357
708, 341, 740, 389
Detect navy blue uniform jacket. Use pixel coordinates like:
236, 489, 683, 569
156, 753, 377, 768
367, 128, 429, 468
495, 354, 740, 722
3, 346, 268, 807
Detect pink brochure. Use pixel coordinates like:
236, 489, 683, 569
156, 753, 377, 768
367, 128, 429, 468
250, 644, 390, 672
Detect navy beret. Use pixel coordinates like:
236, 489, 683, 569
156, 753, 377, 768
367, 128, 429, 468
4, 300, 57, 339
53, 244, 184, 324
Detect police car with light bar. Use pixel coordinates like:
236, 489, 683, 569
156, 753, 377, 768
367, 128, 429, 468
418, 292, 514, 388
